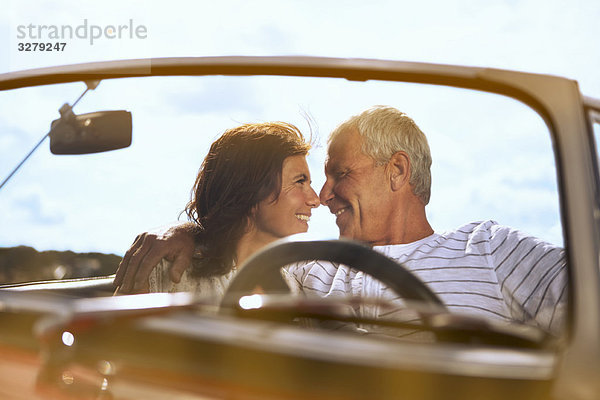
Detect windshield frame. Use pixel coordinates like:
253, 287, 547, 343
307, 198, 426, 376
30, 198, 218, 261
1, 56, 599, 396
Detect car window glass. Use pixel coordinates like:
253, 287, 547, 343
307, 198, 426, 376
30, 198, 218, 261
0, 75, 563, 292
593, 117, 600, 178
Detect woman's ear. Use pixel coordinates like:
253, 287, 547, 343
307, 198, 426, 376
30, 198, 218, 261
388, 151, 411, 191
245, 206, 258, 233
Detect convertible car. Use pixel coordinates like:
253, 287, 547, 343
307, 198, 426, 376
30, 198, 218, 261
0, 56, 599, 399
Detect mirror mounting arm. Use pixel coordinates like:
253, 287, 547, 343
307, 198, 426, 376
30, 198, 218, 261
0, 81, 100, 192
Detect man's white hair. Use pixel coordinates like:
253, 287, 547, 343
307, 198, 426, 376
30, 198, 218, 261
329, 105, 432, 205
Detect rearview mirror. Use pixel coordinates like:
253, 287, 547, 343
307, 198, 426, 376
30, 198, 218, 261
49, 110, 132, 155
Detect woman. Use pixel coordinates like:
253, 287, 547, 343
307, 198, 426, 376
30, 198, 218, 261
145, 122, 320, 297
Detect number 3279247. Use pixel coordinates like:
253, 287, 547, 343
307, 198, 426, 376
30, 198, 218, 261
18, 42, 67, 51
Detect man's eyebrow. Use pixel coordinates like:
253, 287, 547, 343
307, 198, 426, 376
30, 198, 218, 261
324, 159, 336, 173
324, 160, 344, 174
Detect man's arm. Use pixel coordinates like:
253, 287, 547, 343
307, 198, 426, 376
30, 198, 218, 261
113, 222, 198, 293
490, 224, 567, 334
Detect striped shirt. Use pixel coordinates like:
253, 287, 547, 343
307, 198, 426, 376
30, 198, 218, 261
288, 220, 567, 336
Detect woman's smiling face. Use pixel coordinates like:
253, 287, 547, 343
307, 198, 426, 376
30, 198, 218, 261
253, 155, 320, 240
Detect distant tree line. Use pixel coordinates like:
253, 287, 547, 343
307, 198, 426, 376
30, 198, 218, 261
0, 246, 120, 284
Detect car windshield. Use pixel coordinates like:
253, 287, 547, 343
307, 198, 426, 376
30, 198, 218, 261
0, 72, 565, 341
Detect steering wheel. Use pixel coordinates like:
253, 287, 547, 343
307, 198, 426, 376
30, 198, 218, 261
221, 234, 444, 309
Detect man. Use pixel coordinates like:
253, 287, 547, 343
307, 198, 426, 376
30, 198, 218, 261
115, 106, 566, 335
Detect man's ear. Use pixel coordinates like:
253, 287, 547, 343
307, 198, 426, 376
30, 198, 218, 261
388, 151, 410, 191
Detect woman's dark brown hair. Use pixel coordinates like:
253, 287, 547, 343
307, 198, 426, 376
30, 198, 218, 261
184, 122, 311, 277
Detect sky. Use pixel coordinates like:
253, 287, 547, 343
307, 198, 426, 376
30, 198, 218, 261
0, 0, 599, 255
2, 0, 598, 95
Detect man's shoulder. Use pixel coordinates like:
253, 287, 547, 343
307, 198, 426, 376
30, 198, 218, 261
440, 220, 499, 237
433, 220, 498, 247
440, 220, 533, 245
444, 220, 564, 258
374, 222, 496, 262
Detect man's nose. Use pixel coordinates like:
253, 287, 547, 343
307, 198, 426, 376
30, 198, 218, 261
319, 179, 334, 205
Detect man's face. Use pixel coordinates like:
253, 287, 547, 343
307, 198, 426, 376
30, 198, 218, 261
320, 128, 394, 245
